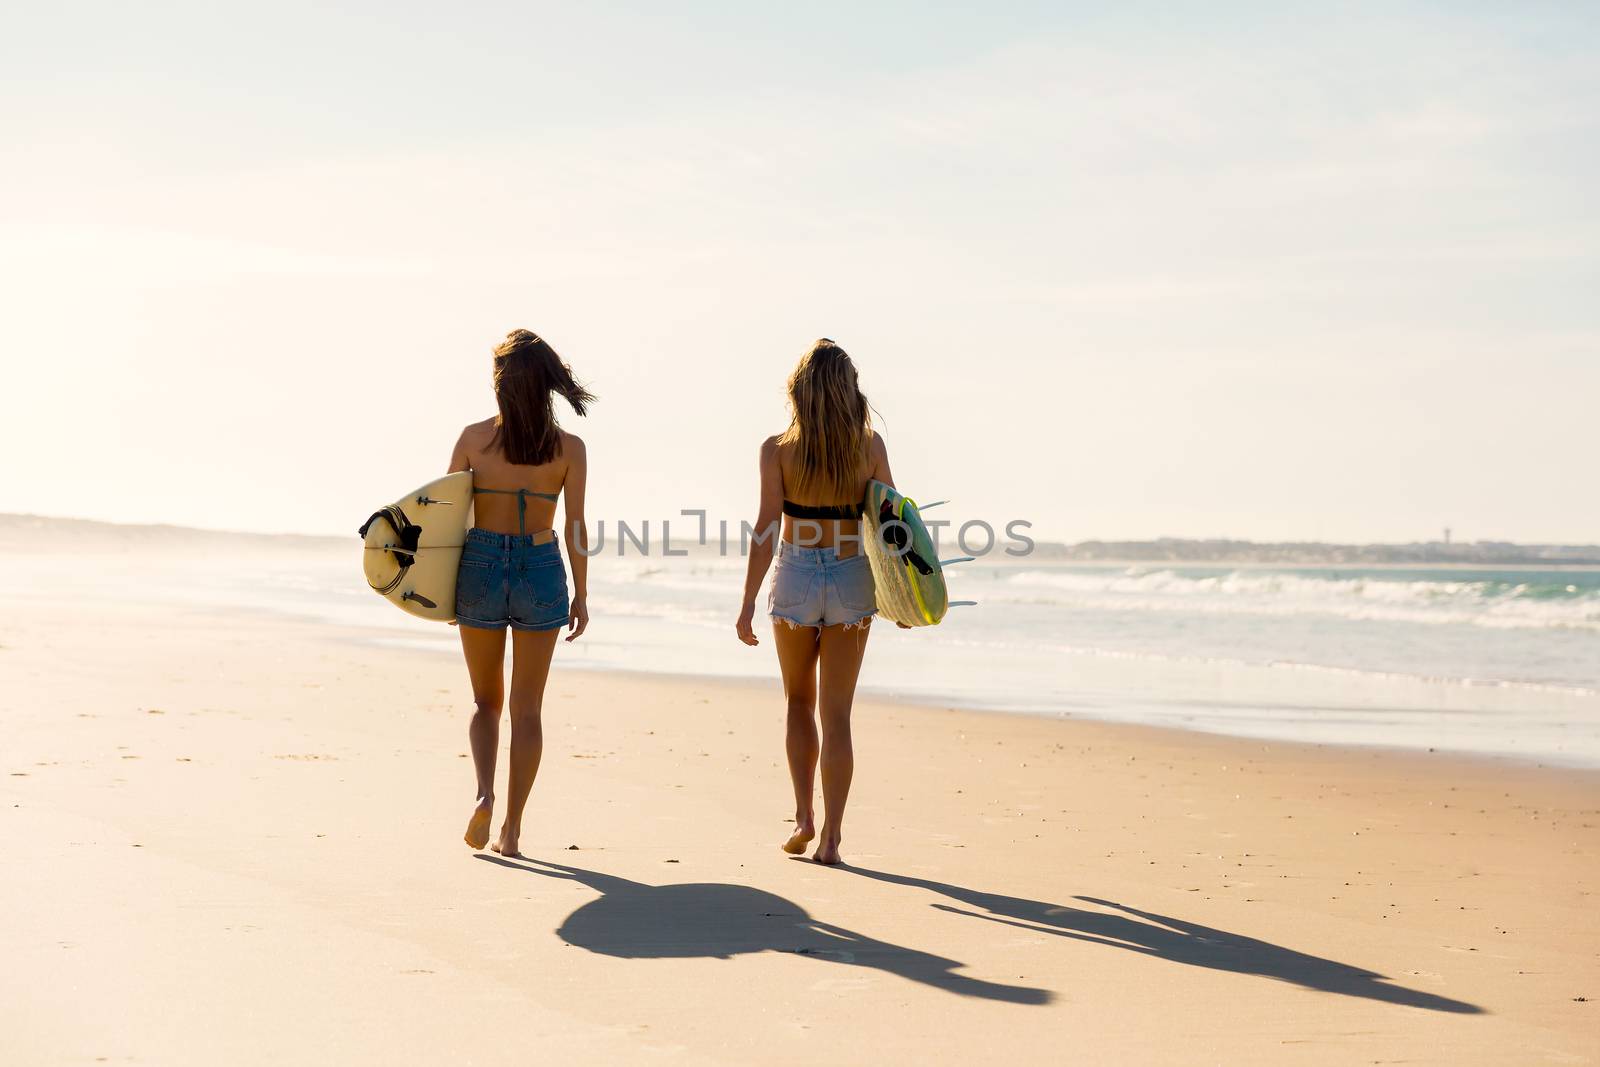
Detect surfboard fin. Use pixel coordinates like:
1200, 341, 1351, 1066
939, 556, 976, 567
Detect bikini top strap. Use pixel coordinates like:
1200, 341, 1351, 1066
473, 486, 561, 535
782, 499, 863, 521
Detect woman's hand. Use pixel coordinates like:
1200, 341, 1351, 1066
735, 602, 759, 646
566, 598, 589, 642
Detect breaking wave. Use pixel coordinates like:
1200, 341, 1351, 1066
990, 568, 1600, 631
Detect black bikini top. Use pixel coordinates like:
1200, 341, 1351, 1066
782, 499, 863, 521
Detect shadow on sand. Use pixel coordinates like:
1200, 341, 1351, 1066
476, 854, 1051, 1005
825, 863, 1483, 1014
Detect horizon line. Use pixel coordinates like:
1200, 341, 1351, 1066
2, 510, 1594, 555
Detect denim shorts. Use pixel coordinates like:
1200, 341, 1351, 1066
456, 528, 569, 632
769, 542, 877, 629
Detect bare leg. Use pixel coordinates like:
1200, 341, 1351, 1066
459, 624, 507, 849
773, 621, 821, 854
814, 619, 870, 864
493, 627, 559, 858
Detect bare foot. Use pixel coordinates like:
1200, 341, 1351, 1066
782, 815, 815, 855
463, 797, 493, 850
490, 825, 522, 859
812, 833, 842, 865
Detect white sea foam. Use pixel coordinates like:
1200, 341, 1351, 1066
989, 568, 1600, 631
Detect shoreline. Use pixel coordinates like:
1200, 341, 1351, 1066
356, 624, 1600, 770
365, 629, 1600, 774
11, 531, 1597, 767
11, 527, 1600, 760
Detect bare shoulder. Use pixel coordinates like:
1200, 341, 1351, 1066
450, 417, 496, 470
867, 430, 893, 485
761, 434, 782, 459
561, 430, 586, 460
461, 416, 497, 444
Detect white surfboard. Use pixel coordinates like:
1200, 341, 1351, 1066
360, 471, 474, 622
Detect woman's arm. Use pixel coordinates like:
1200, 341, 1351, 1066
448, 428, 471, 473
735, 437, 783, 646
869, 431, 894, 490
562, 435, 590, 642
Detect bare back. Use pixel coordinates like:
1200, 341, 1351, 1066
774, 433, 893, 553
450, 417, 577, 537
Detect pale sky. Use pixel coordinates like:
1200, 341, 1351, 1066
3, 2, 1595, 543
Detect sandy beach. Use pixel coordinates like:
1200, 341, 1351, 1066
3, 579, 1596, 1065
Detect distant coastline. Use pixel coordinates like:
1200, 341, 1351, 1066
1, 512, 1595, 566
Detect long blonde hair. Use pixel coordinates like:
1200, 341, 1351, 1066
778, 339, 872, 500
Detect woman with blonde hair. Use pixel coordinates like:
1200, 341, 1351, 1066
736, 339, 898, 865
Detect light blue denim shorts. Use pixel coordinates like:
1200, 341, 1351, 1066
456, 528, 569, 632
769, 542, 877, 629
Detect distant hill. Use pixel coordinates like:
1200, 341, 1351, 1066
1027, 538, 1600, 566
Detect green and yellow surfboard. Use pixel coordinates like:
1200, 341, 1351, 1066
862, 479, 951, 627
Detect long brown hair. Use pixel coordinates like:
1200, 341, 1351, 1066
778, 338, 872, 500
490, 329, 594, 465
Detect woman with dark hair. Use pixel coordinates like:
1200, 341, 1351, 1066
450, 329, 593, 858
736, 339, 898, 865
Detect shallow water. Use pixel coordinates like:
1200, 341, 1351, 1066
14, 548, 1599, 767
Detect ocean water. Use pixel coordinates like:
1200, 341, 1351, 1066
559, 559, 1600, 767
13, 548, 1600, 767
